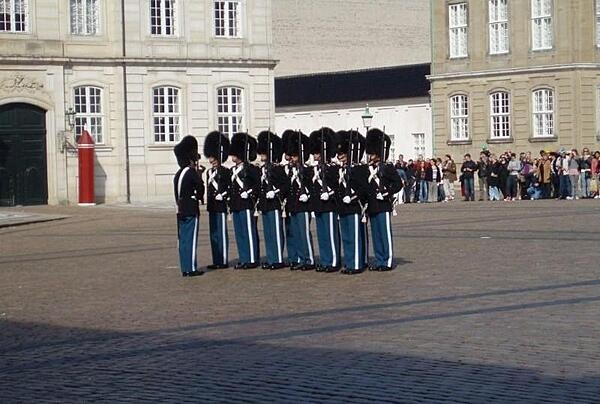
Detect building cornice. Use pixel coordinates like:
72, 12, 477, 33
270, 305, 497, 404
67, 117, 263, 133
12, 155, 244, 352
0, 56, 278, 69
427, 63, 600, 81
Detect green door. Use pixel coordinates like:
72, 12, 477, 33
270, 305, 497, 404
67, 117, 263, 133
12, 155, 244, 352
0, 103, 48, 206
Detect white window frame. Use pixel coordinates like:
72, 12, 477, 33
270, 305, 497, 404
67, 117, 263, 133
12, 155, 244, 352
74, 86, 104, 144
150, 0, 177, 37
70, 0, 100, 36
489, 0, 508, 54
531, 0, 553, 50
217, 86, 244, 137
490, 91, 511, 139
596, 0, 600, 47
214, 0, 241, 38
450, 95, 469, 141
153, 86, 181, 143
413, 133, 425, 159
0, 0, 29, 33
449, 3, 468, 58
532, 89, 554, 138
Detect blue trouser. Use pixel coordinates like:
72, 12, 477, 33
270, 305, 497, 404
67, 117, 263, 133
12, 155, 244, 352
288, 211, 314, 265
177, 215, 199, 274
232, 209, 259, 264
209, 212, 228, 266
339, 213, 366, 270
370, 211, 393, 268
315, 211, 340, 268
506, 175, 518, 198
419, 180, 428, 202
559, 175, 571, 198
580, 173, 591, 197
262, 209, 285, 265
464, 177, 474, 200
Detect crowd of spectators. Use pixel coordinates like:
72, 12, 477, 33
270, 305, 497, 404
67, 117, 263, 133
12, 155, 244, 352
393, 148, 600, 203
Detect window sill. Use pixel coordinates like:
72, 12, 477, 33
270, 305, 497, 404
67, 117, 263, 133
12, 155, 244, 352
486, 137, 514, 144
528, 136, 558, 143
447, 139, 472, 146
148, 144, 177, 151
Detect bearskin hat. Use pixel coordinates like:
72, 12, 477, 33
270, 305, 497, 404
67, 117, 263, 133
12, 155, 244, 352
173, 135, 199, 168
203, 131, 230, 163
257, 130, 283, 163
334, 130, 365, 163
285, 130, 310, 163
229, 132, 257, 162
366, 128, 391, 161
309, 127, 336, 161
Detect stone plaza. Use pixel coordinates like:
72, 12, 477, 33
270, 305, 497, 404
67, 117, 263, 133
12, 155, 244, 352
1, 200, 599, 402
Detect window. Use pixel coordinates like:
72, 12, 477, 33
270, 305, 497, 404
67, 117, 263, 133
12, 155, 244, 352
532, 89, 554, 138
0, 0, 28, 33
74, 86, 104, 144
70, 0, 100, 36
413, 133, 425, 159
450, 95, 469, 141
217, 87, 243, 137
489, 0, 508, 54
490, 91, 511, 139
449, 3, 468, 58
150, 0, 176, 36
596, 0, 600, 47
531, 0, 552, 50
214, 1, 241, 38
153, 86, 180, 143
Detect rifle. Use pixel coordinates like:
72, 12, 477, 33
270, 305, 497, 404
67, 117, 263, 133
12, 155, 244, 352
378, 126, 387, 196
319, 127, 329, 198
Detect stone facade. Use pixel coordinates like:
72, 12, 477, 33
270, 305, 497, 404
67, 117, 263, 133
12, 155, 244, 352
429, 0, 600, 159
0, 0, 275, 205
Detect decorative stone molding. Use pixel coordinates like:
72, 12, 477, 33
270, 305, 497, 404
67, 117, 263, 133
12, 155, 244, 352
0, 75, 45, 93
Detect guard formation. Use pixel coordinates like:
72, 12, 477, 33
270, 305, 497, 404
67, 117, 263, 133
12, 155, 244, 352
173, 128, 402, 277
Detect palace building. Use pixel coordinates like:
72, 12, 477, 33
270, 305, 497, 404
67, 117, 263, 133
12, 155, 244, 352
0, 0, 275, 206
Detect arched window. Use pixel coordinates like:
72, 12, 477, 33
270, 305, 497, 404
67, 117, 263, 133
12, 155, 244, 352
217, 86, 244, 137
153, 86, 180, 143
532, 88, 554, 138
74, 86, 104, 144
490, 91, 511, 139
450, 94, 469, 141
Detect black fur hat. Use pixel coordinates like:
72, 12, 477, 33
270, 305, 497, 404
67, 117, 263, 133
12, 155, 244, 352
230, 132, 257, 162
309, 127, 336, 161
366, 128, 391, 161
286, 130, 310, 163
257, 130, 283, 163
173, 135, 199, 168
203, 131, 230, 163
334, 130, 365, 162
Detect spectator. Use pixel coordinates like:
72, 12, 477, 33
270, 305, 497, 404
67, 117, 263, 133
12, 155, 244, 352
429, 159, 441, 203
461, 153, 477, 201
505, 153, 521, 201
538, 151, 552, 199
568, 149, 580, 199
579, 148, 593, 198
442, 154, 457, 201
477, 151, 490, 201
488, 154, 502, 201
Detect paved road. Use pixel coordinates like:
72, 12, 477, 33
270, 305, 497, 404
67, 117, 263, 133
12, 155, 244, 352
1, 201, 599, 402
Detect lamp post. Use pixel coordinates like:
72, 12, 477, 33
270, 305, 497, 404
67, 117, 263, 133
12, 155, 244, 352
361, 104, 373, 135
65, 107, 76, 131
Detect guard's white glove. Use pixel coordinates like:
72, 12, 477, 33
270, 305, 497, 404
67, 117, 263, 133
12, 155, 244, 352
342, 195, 352, 204
266, 190, 276, 199
215, 193, 224, 201
320, 192, 329, 201
376, 192, 384, 200
299, 194, 309, 203
241, 191, 249, 199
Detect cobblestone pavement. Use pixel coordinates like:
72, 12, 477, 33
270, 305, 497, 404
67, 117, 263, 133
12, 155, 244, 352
1, 201, 599, 403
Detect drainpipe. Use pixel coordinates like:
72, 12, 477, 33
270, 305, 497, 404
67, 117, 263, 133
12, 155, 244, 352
121, 0, 131, 203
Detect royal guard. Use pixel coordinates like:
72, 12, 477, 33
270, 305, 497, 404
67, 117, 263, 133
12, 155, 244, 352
256, 130, 289, 270
283, 130, 315, 271
228, 132, 261, 269
334, 130, 369, 275
358, 128, 403, 271
309, 127, 341, 273
173, 135, 205, 277
203, 131, 231, 270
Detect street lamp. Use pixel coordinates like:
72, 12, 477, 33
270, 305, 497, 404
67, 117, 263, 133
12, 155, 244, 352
361, 104, 373, 134
65, 107, 76, 131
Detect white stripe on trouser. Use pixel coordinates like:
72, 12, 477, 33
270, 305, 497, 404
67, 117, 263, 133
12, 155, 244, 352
192, 216, 198, 271
354, 214, 359, 269
275, 210, 282, 263
329, 212, 337, 267
304, 213, 314, 264
221, 213, 227, 264
246, 210, 255, 263
385, 212, 393, 267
